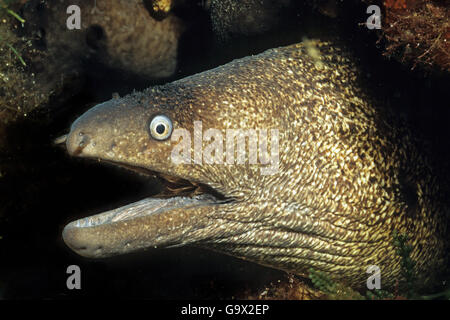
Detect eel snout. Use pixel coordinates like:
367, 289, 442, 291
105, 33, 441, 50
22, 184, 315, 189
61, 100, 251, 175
65, 101, 120, 158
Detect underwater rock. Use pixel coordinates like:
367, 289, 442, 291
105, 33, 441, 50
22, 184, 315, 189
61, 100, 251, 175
381, 0, 449, 72
145, 0, 189, 20
241, 274, 326, 300
0, 2, 62, 147
0, 0, 185, 148
208, 0, 293, 41
21, 0, 185, 79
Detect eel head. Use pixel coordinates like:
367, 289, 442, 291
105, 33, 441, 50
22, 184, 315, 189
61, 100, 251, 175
63, 80, 281, 260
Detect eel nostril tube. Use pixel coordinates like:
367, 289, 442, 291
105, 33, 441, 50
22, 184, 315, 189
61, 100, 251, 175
66, 131, 90, 156
53, 134, 68, 145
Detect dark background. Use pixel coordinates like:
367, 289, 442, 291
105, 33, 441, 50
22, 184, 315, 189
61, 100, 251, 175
0, 1, 449, 299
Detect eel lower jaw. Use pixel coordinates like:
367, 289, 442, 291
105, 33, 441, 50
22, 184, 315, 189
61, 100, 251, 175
63, 162, 233, 258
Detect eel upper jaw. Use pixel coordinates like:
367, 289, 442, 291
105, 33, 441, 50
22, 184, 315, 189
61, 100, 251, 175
62, 161, 235, 258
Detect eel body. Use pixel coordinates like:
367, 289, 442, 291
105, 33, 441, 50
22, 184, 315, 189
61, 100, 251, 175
63, 40, 448, 290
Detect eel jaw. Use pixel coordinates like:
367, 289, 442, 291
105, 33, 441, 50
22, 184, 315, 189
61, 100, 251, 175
62, 164, 232, 258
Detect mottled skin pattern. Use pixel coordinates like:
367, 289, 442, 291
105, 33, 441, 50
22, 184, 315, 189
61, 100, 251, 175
63, 41, 448, 290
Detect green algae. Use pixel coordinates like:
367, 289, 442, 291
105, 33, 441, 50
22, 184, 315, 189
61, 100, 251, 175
308, 268, 365, 300
1, 1, 25, 25
309, 231, 450, 300
392, 231, 418, 298
0, 0, 48, 135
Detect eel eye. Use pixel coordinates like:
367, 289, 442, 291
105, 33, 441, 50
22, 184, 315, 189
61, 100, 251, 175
149, 115, 173, 141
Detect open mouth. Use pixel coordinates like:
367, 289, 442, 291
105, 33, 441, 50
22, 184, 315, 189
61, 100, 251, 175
62, 161, 233, 258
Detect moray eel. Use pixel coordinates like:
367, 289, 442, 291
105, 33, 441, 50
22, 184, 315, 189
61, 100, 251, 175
63, 40, 448, 290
